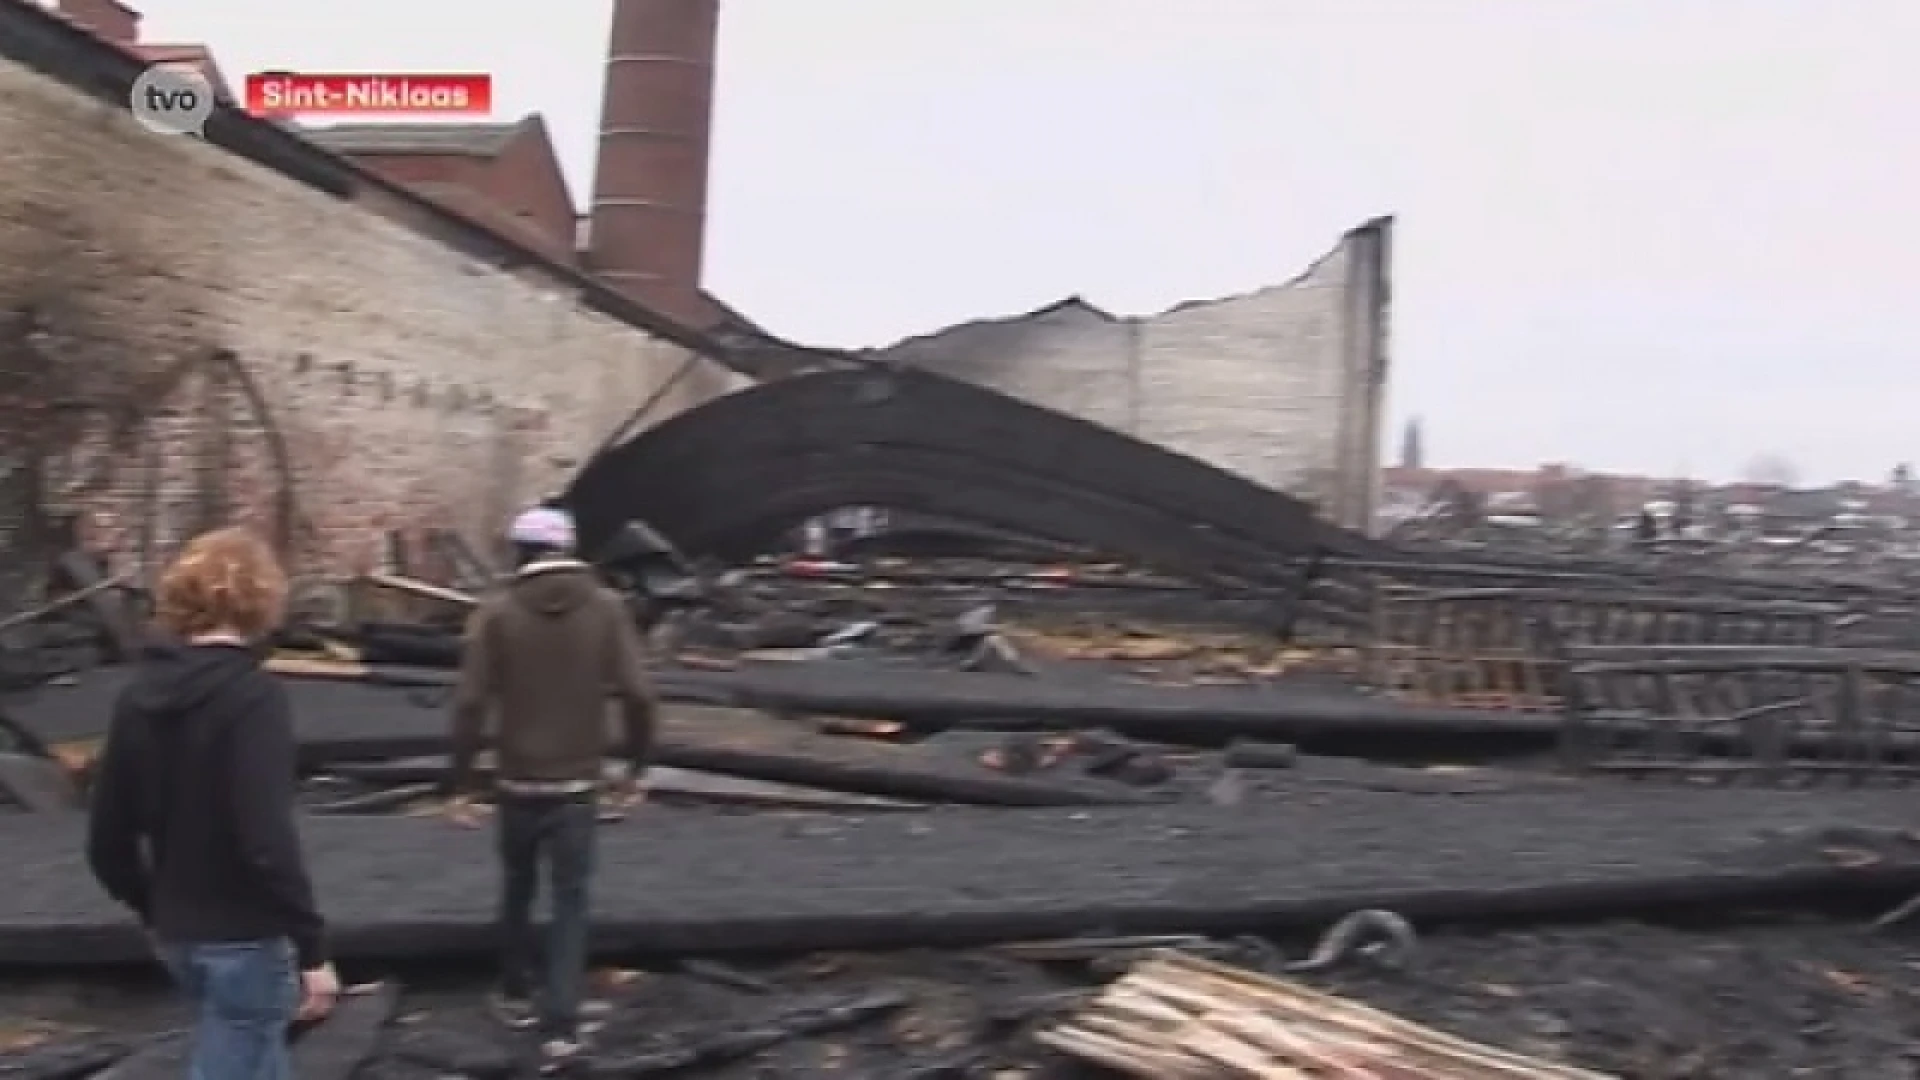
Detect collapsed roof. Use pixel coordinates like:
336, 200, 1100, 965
566, 365, 1395, 592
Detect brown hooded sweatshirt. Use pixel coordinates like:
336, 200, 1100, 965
447, 558, 657, 795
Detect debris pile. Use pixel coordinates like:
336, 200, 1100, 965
5, 404, 1920, 1076
0, 553, 140, 691
13, 922, 1920, 1077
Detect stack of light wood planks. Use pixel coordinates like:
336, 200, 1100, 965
1036, 950, 1615, 1079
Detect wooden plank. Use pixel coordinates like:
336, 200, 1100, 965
1040, 951, 1616, 1078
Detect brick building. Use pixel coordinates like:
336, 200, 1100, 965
0, 0, 744, 581
302, 119, 582, 268
276, 0, 1398, 534
44, 0, 233, 97
5, 0, 1399, 588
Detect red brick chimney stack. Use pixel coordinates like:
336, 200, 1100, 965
55, 0, 141, 45
585, 0, 720, 328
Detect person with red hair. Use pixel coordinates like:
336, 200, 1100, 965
87, 526, 337, 1080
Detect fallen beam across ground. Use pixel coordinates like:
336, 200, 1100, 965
325, 759, 925, 812
3, 789, 1919, 966
626, 664, 1551, 741
7, 672, 1143, 807
25, 663, 1920, 775
245, 657, 1555, 743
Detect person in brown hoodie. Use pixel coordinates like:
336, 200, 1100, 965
443, 506, 656, 1065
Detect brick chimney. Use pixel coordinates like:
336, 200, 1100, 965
56, 0, 141, 45
585, 0, 720, 327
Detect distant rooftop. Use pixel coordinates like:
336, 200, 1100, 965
298, 121, 524, 157
132, 42, 231, 100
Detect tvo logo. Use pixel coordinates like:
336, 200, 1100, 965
129, 65, 214, 136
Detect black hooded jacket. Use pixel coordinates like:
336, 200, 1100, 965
85, 642, 327, 969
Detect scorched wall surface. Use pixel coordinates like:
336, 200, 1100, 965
877, 219, 1391, 531
0, 53, 742, 574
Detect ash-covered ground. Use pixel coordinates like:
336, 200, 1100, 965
6, 919, 1920, 1078
8, 556, 1920, 1077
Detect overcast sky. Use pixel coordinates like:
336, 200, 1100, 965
134, 0, 1916, 484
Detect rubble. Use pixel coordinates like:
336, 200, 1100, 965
7, 441, 1920, 1075
12, 924, 1920, 1077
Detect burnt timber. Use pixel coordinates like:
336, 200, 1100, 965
4, 661, 1564, 770
3, 789, 1919, 966
1, 671, 1145, 807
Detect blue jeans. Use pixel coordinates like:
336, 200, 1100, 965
496, 792, 597, 1037
156, 939, 298, 1080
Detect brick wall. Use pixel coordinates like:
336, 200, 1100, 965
876, 220, 1392, 531
0, 53, 745, 577
475, 123, 582, 269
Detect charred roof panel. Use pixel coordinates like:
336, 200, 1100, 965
566, 366, 1394, 589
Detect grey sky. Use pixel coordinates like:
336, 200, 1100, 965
136, 0, 1917, 483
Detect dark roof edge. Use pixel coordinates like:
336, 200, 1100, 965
869, 294, 1116, 355
1156, 213, 1396, 318
0, 0, 742, 369
699, 291, 865, 365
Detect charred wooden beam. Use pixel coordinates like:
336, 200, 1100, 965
8, 793, 1920, 965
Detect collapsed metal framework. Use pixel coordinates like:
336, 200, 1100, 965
1364, 587, 1838, 711
562, 370, 1920, 785
567, 367, 1393, 602
1356, 576, 1920, 782
1557, 647, 1920, 779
